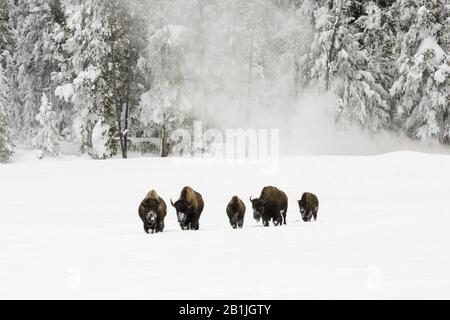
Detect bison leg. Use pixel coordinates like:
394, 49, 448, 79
143, 224, 150, 234
276, 216, 283, 226
157, 222, 165, 233
192, 222, 200, 231
263, 219, 270, 227
313, 210, 318, 221
190, 218, 200, 231
238, 220, 244, 229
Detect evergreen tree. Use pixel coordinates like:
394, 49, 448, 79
0, 63, 14, 163
60, 0, 110, 157
391, 0, 450, 143
303, 0, 390, 130
59, 0, 147, 159
10, 0, 65, 140
336, 0, 391, 131
32, 92, 60, 157
102, 0, 147, 158
0, 0, 13, 65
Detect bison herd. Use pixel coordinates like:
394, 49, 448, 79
138, 186, 319, 234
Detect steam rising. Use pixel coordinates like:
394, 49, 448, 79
146, 0, 450, 156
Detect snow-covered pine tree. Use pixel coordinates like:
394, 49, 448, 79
141, 23, 192, 157
391, 0, 450, 143
59, 0, 111, 158
356, 1, 397, 127
330, 0, 390, 132
0, 0, 13, 65
0, 63, 14, 163
58, 0, 147, 159
304, 0, 390, 131
1, 1, 21, 135
32, 93, 60, 157
294, 0, 326, 93
10, 0, 65, 141
101, 0, 147, 159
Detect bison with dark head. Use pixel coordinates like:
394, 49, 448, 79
171, 186, 204, 230
298, 192, 319, 222
226, 196, 246, 229
250, 186, 288, 227
138, 190, 167, 234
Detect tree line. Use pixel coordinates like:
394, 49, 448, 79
0, 0, 449, 162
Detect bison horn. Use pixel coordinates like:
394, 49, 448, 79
249, 196, 253, 202
170, 198, 176, 207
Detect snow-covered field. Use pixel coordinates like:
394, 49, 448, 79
1, 150, 450, 299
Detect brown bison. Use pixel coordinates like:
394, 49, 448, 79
138, 190, 167, 234
171, 186, 204, 230
250, 186, 288, 227
298, 192, 319, 222
226, 196, 246, 229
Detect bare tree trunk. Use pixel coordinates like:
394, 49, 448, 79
325, 1, 344, 91
109, 15, 125, 159
161, 122, 168, 158
294, 60, 300, 98
123, 78, 130, 159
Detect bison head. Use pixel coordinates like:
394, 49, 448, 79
146, 210, 158, 227
171, 199, 192, 226
142, 198, 160, 226
250, 197, 265, 222
298, 200, 310, 222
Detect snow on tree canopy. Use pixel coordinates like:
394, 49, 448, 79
55, 83, 75, 103
417, 36, 446, 65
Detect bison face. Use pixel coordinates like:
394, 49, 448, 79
229, 212, 239, 227
298, 200, 311, 222
250, 197, 265, 222
171, 199, 192, 225
177, 212, 187, 225
146, 210, 158, 226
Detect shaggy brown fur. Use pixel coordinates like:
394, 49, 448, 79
298, 192, 319, 222
171, 186, 204, 230
226, 196, 246, 229
250, 186, 288, 227
138, 190, 167, 234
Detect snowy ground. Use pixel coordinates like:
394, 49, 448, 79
1, 149, 450, 299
